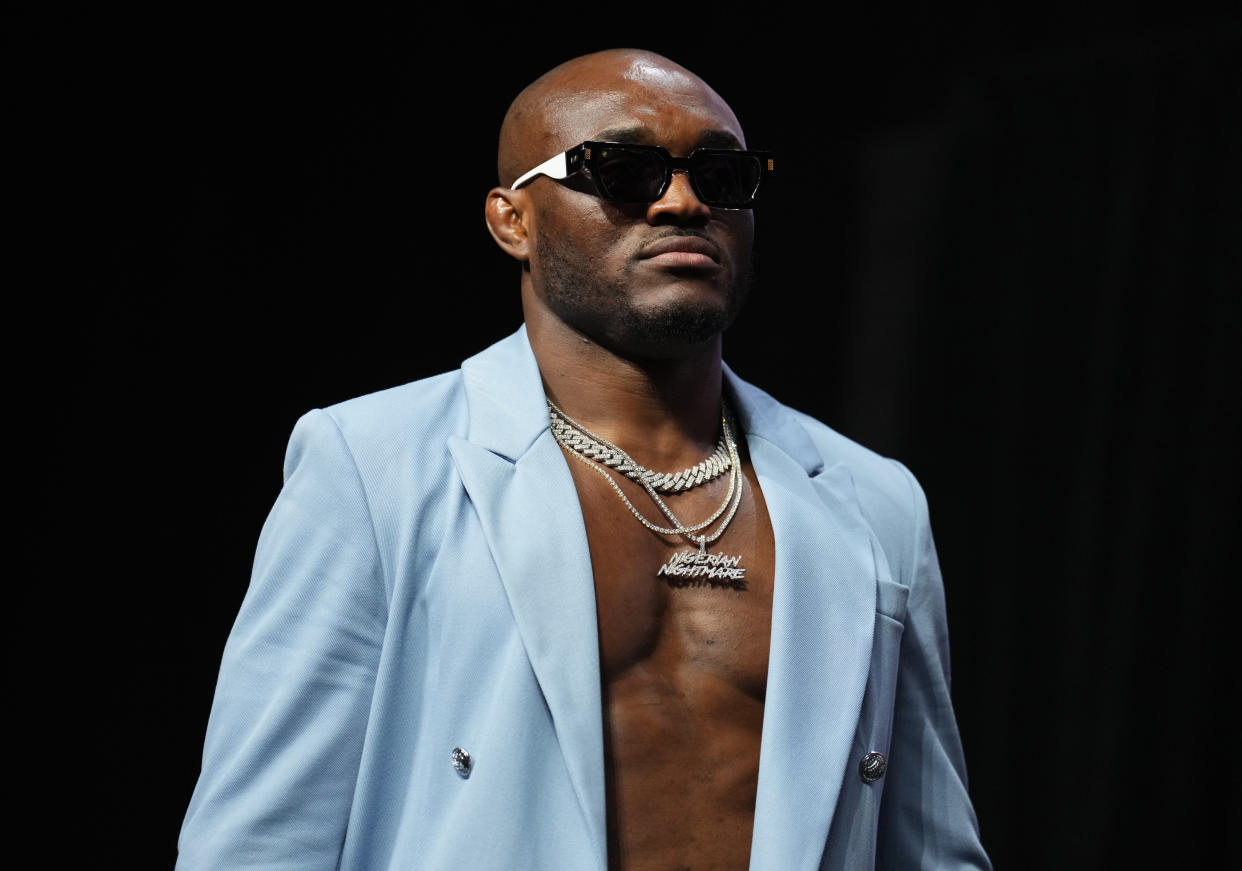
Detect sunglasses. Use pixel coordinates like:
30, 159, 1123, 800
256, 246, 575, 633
510, 141, 775, 209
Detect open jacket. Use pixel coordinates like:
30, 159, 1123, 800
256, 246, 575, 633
178, 327, 990, 870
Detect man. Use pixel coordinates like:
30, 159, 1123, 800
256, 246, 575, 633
178, 49, 991, 870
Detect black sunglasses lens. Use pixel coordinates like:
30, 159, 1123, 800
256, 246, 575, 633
592, 146, 668, 202
691, 152, 763, 206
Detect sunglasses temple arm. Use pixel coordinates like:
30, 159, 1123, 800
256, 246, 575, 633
510, 150, 571, 190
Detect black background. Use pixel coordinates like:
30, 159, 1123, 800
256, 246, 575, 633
17, 5, 1240, 868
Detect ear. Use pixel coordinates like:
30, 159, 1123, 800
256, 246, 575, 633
484, 187, 532, 262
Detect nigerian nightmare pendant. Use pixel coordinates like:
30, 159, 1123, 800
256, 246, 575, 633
656, 540, 747, 591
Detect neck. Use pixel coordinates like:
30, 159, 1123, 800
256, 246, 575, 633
525, 309, 725, 471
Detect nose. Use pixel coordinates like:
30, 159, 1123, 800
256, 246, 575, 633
647, 169, 711, 224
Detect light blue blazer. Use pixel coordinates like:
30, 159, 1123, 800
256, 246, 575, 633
178, 327, 990, 870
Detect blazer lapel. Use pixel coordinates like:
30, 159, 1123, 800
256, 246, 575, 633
447, 329, 607, 871
442, 340, 874, 871
726, 369, 878, 871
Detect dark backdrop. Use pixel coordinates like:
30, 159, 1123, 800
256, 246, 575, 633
18, 6, 1240, 868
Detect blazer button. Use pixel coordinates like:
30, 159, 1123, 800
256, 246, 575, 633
451, 746, 472, 778
859, 751, 887, 783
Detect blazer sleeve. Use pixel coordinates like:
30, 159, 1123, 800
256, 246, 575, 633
177, 409, 389, 870
875, 462, 991, 870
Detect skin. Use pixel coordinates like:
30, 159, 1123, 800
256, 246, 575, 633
485, 50, 776, 871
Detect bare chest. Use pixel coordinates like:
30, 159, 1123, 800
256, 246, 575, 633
566, 458, 775, 870
566, 460, 775, 688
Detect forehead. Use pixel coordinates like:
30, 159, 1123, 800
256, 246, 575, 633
538, 59, 745, 155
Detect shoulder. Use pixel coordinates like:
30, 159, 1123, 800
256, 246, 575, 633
725, 369, 930, 571
771, 398, 934, 593
301, 327, 538, 468
279, 368, 470, 522
784, 404, 925, 524
319, 368, 468, 459
727, 370, 924, 521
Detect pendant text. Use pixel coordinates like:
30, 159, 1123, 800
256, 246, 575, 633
657, 549, 747, 591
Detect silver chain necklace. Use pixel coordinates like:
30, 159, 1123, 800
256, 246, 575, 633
547, 399, 749, 590
548, 402, 731, 493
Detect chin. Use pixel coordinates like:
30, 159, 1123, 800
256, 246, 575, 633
603, 296, 740, 360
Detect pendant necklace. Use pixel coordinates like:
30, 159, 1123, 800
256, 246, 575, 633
548, 399, 748, 590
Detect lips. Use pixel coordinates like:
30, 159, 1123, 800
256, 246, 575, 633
636, 234, 721, 268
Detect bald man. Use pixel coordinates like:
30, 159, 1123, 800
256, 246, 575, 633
179, 50, 991, 870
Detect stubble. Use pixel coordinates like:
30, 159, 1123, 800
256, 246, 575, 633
534, 226, 753, 359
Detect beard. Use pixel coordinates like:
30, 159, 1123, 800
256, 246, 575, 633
534, 227, 754, 360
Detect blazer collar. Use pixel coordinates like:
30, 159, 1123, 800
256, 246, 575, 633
459, 325, 549, 461
456, 327, 826, 474
723, 361, 824, 477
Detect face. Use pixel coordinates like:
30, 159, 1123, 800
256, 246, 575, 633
520, 59, 756, 361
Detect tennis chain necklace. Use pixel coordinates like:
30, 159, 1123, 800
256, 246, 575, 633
547, 399, 748, 590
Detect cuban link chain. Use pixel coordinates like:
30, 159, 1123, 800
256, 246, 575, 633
548, 400, 731, 493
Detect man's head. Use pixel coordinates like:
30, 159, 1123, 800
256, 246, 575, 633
485, 49, 758, 362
